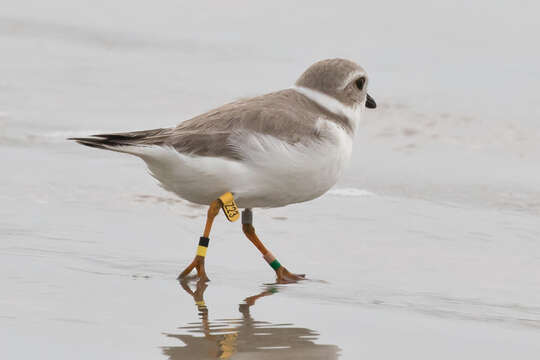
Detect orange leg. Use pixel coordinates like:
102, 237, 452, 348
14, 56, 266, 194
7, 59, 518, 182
241, 209, 305, 283
178, 199, 221, 281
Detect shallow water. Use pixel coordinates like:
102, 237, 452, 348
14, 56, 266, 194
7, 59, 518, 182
2, 1, 540, 359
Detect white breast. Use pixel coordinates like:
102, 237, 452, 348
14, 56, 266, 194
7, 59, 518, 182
229, 121, 353, 208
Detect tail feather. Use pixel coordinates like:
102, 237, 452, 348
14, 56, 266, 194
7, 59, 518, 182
69, 137, 112, 150
68, 128, 171, 154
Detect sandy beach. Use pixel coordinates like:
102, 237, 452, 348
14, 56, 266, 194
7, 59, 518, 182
1, 1, 540, 358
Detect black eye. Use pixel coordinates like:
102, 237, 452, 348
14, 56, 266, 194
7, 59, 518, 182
355, 77, 366, 91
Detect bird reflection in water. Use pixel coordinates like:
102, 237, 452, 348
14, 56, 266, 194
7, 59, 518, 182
162, 278, 340, 359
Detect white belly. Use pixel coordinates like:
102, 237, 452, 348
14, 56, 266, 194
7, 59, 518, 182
139, 122, 353, 208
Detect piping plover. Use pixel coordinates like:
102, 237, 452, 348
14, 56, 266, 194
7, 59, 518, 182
70, 58, 376, 283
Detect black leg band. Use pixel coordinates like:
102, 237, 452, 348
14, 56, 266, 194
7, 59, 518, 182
241, 209, 253, 225
198, 237, 210, 247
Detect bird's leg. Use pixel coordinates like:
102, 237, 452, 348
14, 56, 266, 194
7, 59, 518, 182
241, 209, 305, 283
178, 192, 240, 281
177, 199, 222, 281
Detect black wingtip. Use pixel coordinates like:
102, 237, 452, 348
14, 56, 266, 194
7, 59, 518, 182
68, 136, 109, 149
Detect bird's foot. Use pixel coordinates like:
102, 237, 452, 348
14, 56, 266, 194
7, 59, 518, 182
177, 255, 210, 282
275, 266, 305, 284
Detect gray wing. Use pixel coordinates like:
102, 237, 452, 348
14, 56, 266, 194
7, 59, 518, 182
164, 89, 328, 159
71, 89, 330, 160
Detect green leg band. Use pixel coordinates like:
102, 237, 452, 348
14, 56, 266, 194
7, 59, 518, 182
269, 259, 281, 271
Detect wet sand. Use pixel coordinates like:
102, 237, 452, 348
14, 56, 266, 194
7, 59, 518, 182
2, 144, 540, 358
2, 1, 540, 359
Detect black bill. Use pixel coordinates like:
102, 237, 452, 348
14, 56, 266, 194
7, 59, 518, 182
366, 93, 376, 109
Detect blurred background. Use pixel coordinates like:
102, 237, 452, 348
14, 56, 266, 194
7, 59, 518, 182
1, 1, 539, 359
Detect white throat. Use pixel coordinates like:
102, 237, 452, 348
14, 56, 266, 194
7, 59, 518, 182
292, 85, 363, 131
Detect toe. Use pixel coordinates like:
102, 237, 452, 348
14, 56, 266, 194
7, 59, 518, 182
276, 267, 306, 283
